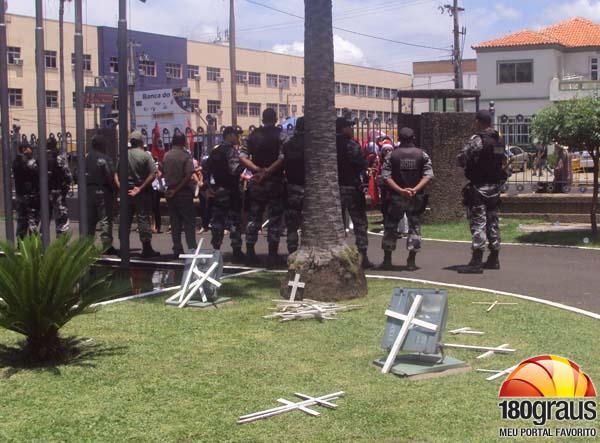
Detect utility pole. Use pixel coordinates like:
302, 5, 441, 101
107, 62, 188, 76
74, 0, 87, 236
229, 0, 238, 126
0, 0, 14, 242
118, 0, 130, 266
441, 0, 465, 110
35, 0, 50, 247
127, 40, 140, 130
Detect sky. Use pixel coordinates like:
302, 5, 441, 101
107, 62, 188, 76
8, 0, 600, 73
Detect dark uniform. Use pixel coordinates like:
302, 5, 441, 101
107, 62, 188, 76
282, 118, 305, 254
205, 141, 243, 252
13, 145, 40, 239
381, 142, 433, 254
47, 141, 72, 236
241, 125, 284, 247
458, 125, 507, 270
336, 120, 370, 262
86, 143, 116, 249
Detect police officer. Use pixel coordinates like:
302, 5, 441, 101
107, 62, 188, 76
282, 117, 305, 254
205, 126, 245, 262
86, 135, 119, 254
240, 108, 285, 267
13, 141, 40, 239
457, 110, 508, 272
380, 128, 433, 271
336, 116, 373, 268
46, 137, 72, 236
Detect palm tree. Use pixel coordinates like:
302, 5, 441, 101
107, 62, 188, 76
283, 0, 366, 301
58, 0, 71, 154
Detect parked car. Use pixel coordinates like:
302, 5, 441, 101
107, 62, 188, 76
507, 146, 530, 172
576, 151, 594, 170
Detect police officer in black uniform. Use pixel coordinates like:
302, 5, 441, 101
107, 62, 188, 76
86, 135, 119, 254
457, 110, 508, 272
282, 117, 305, 254
380, 128, 434, 270
47, 136, 73, 236
13, 141, 40, 239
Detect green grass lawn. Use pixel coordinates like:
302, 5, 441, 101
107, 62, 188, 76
0, 274, 598, 442
367, 215, 600, 248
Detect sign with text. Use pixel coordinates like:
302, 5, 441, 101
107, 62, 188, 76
134, 87, 192, 138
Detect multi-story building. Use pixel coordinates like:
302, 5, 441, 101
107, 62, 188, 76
3, 13, 411, 142
473, 17, 600, 147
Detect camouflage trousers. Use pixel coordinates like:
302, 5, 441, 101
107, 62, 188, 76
167, 188, 197, 254
87, 185, 114, 249
340, 185, 368, 253
382, 194, 422, 252
210, 187, 242, 250
124, 189, 153, 244
16, 194, 40, 239
246, 179, 284, 245
49, 190, 70, 235
285, 184, 304, 253
464, 184, 502, 251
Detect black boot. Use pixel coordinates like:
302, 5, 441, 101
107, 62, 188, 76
232, 247, 245, 264
483, 250, 500, 270
267, 243, 285, 269
406, 250, 418, 271
379, 251, 393, 270
361, 251, 374, 269
245, 243, 259, 266
104, 246, 120, 256
141, 242, 161, 259
458, 249, 483, 273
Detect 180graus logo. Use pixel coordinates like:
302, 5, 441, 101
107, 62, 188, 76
497, 355, 597, 438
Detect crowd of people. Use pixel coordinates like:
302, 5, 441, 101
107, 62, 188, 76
12, 107, 508, 273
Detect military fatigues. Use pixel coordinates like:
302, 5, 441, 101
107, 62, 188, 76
282, 131, 304, 254
381, 144, 433, 252
126, 148, 156, 244
13, 154, 40, 239
86, 148, 116, 248
241, 126, 284, 246
48, 151, 72, 236
337, 133, 369, 253
458, 129, 507, 252
205, 142, 243, 250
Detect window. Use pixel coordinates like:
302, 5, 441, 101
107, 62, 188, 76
341, 83, 350, 95
45, 50, 57, 69
109, 56, 119, 73
498, 115, 533, 147
375, 87, 383, 98
291, 76, 297, 86
359, 85, 367, 97
384, 112, 391, 122
279, 104, 288, 117
207, 67, 221, 82
165, 63, 182, 79
7, 47, 21, 65
335, 82, 341, 94
592, 58, 598, 81
248, 72, 261, 86
367, 110, 375, 119
72, 92, 92, 109
249, 102, 261, 116
498, 60, 533, 84
8, 88, 22, 107
367, 86, 376, 97
350, 84, 358, 96
46, 90, 58, 108
359, 110, 367, 119
383, 88, 391, 99
188, 64, 200, 79
291, 104, 297, 114
266, 74, 278, 88
335, 108, 342, 116
236, 102, 248, 116
278, 75, 290, 89
189, 98, 199, 111
301, 77, 304, 85
207, 100, 221, 114
139, 60, 156, 77
71, 53, 92, 71
236, 70, 248, 84
266, 103, 278, 112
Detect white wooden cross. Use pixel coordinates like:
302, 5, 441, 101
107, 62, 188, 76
287, 273, 305, 302
476, 343, 511, 359
237, 391, 344, 424
449, 327, 485, 336
472, 300, 518, 312
477, 365, 519, 381
165, 239, 222, 308
381, 294, 439, 374
443, 343, 516, 359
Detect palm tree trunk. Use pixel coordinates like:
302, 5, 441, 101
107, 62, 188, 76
282, 0, 366, 301
59, 0, 67, 155
591, 149, 599, 237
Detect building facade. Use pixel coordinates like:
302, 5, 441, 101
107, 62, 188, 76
3, 13, 411, 143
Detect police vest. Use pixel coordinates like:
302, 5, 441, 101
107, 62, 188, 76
283, 134, 305, 186
13, 155, 39, 195
208, 143, 239, 190
47, 150, 65, 190
390, 145, 425, 189
86, 149, 113, 186
336, 135, 362, 187
246, 126, 282, 176
465, 131, 508, 185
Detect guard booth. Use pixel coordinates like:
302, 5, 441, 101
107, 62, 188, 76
395, 89, 481, 223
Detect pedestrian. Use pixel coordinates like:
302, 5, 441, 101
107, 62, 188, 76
533, 143, 553, 177
379, 128, 433, 271
162, 133, 198, 256
282, 116, 305, 254
240, 108, 285, 267
85, 135, 118, 254
46, 137, 72, 236
125, 130, 160, 258
204, 126, 245, 262
457, 110, 508, 272
13, 141, 40, 239
336, 116, 373, 268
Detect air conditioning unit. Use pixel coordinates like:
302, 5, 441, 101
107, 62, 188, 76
12, 58, 23, 66
166, 73, 174, 79
215, 75, 224, 83
241, 79, 248, 85
192, 74, 200, 81
195, 108, 202, 114
217, 109, 223, 116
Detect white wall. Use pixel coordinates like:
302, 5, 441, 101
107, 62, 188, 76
480, 98, 550, 119
563, 50, 600, 78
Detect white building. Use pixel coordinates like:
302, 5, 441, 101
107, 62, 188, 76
411, 59, 477, 114
474, 17, 600, 147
